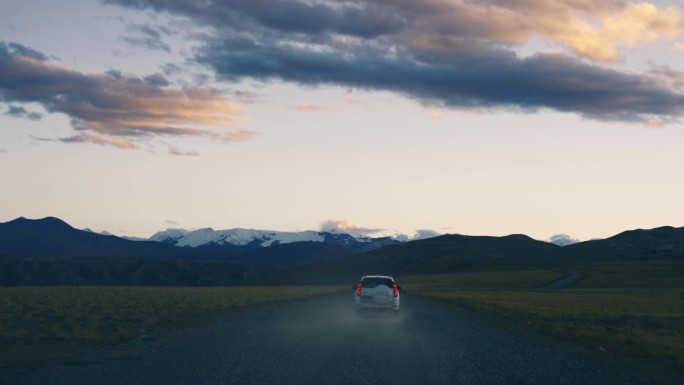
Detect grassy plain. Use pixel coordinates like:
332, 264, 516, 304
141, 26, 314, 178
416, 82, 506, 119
0, 285, 344, 372
399, 269, 561, 290
404, 262, 684, 372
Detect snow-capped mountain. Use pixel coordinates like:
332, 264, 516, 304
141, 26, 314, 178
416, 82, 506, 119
148, 227, 390, 252
149, 228, 192, 245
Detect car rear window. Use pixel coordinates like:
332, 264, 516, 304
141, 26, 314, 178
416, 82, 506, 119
361, 278, 394, 288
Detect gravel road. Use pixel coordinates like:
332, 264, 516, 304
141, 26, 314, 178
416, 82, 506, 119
537, 269, 585, 291
5, 292, 667, 385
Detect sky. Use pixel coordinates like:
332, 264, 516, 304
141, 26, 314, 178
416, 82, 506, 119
2, 0, 684, 241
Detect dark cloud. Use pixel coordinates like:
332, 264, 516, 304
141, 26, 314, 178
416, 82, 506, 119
120, 36, 171, 53
28, 134, 50, 142
119, 23, 172, 52
106, 0, 684, 123
132, 24, 163, 39
4, 105, 42, 120
229, 89, 261, 104
161, 63, 183, 76
197, 38, 684, 122
143, 73, 171, 86
0, 41, 243, 148
6, 42, 48, 61
107, 0, 405, 39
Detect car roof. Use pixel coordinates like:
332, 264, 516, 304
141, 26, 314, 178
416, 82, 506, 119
361, 275, 394, 280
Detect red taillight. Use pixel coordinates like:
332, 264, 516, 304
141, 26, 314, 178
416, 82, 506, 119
355, 283, 362, 296
393, 283, 399, 297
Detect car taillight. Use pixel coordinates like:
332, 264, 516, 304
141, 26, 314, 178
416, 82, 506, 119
393, 283, 399, 297
355, 283, 362, 296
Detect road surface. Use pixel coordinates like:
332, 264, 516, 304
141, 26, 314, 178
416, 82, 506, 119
5, 292, 669, 385
537, 269, 585, 291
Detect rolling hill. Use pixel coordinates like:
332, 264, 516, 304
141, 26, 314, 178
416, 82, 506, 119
0, 217, 201, 259
561, 226, 684, 261
275, 227, 684, 284
274, 233, 563, 284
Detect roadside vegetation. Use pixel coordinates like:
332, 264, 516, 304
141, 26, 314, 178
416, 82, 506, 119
404, 261, 684, 372
0, 285, 344, 373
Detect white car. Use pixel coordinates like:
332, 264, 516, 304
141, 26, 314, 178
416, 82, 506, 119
353, 275, 401, 312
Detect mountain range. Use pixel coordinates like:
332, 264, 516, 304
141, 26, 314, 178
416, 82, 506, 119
276, 226, 684, 284
0, 217, 398, 261
1, 216, 683, 286
147, 227, 398, 253
0, 217, 396, 286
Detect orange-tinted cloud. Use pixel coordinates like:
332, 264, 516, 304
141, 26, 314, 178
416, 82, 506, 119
549, 3, 684, 62
222, 128, 259, 142
0, 42, 247, 149
398, 1, 683, 63
59, 132, 138, 149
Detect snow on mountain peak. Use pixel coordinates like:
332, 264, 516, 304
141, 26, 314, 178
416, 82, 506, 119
149, 228, 192, 244
148, 227, 327, 248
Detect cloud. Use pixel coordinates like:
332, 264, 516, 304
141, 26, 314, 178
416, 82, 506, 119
320, 219, 384, 237
547, 234, 580, 246
120, 36, 171, 53
222, 128, 258, 142
3, 105, 42, 120
344, 95, 370, 109
393, 229, 441, 241
0, 148, 6, 154
413, 229, 441, 240
107, 0, 405, 39
294, 103, 341, 112
464, 2, 683, 63
58, 132, 137, 149
107, 0, 684, 124
120, 24, 172, 52
296, 103, 327, 111
5, 42, 48, 61
168, 147, 199, 156
429, 109, 444, 119
0, 42, 247, 148
165, 219, 179, 226
161, 62, 184, 76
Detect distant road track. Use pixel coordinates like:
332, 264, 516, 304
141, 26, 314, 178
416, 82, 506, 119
5, 292, 666, 385
537, 269, 585, 291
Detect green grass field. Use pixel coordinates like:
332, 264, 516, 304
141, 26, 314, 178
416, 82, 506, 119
576, 260, 684, 289
404, 263, 684, 371
0, 285, 344, 372
399, 269, 562, 290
